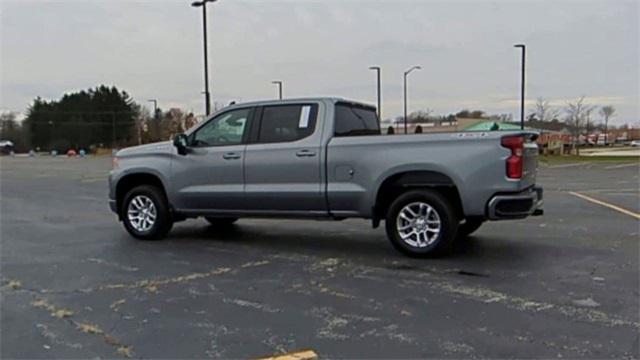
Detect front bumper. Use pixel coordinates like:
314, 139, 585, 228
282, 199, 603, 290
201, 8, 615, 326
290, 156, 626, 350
487, 186, 543, 220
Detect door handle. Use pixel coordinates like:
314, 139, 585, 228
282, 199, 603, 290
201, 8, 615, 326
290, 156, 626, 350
295, 149, 316, 157
223, 152, 241, 160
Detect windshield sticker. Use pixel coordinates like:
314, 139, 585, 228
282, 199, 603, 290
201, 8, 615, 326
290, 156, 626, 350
298, 106, 311, 128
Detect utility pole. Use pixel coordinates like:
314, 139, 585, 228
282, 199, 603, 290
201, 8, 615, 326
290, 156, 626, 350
48, 120, 54, 151
369, 66, 381, 121
272, 81, 283, 100
403, 65, 421, 134
514, 44, 526, 130
192, 0, 218, 116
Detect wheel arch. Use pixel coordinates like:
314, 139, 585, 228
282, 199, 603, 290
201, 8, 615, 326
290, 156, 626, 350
373, 169, 465, 227
115, 172, 169, 219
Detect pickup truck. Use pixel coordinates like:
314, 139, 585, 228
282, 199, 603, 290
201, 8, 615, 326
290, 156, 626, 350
109, 97, 543, 256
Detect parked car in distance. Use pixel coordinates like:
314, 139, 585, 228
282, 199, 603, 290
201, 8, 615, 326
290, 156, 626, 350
0, 140, 14, 155
630, 140, 640, 147
109, 98, 543, 256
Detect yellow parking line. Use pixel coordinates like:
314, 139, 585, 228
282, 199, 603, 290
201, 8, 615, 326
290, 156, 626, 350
569, 191, 640, 220
256, 349, 318, 360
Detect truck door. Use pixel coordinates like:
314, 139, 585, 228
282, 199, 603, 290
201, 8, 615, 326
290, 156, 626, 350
171, 107, 253, 211
243, 103, 326, 213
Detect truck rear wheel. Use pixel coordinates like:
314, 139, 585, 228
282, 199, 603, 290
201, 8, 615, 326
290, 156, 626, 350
385, 189, 458, 257
121, 185, 173, 240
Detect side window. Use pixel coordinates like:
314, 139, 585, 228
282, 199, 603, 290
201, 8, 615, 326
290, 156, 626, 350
191, 108, 250, 147
257, 104, 318, 143
334, 103, 380, 137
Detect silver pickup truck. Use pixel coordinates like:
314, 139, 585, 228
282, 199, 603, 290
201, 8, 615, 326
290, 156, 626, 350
109, 97, 543, 256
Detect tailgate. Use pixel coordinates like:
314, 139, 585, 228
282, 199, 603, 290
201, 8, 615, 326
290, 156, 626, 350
521, 133, 539, 188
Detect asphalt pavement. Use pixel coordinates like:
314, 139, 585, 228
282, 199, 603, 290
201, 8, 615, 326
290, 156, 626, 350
1, 156, 638, 359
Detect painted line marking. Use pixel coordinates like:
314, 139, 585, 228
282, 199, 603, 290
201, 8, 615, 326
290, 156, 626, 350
548, 162, 590, 169
604, 162, 639, 169
80, 177, 105, 183
256, 349, 318, 360
569, 191, 640, 220
581, 187, 638, 193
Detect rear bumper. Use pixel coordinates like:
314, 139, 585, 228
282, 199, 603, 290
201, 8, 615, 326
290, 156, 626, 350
487, 186, 543, 220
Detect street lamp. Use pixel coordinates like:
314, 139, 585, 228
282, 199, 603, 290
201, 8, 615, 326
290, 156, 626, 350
403, 65, 421, 134
369, 66, 381, 121
192, 0, 218, 116
514, 44, 526, 130
272, 81, 283, 100
147, 99, 157, 119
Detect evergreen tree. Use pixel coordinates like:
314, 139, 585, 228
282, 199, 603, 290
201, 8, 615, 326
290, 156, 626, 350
23, 85, 139, 151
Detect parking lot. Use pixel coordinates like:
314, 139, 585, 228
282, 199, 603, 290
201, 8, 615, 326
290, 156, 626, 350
1, 156, 638, 359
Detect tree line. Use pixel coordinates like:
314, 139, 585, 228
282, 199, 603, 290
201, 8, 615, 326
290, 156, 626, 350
0, 85, 199, 153
387, 97, 623, 140
0, 87, 630, 153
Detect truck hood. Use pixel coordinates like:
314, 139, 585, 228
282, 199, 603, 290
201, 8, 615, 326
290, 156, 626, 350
116, 141, 173, 157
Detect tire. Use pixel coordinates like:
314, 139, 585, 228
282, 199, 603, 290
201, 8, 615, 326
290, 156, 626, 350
204, 217, 238, 226
457, 218, 484, 237
385, 189, 458, 257
121, 185, 173, 240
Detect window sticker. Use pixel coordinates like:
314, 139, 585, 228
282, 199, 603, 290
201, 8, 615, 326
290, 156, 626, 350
298, 105, 311, 128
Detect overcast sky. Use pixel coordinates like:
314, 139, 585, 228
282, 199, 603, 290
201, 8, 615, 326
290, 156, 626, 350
1, 0, 638, 124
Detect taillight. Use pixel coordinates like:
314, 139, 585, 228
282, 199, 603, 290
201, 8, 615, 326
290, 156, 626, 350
501, 136, 524, 179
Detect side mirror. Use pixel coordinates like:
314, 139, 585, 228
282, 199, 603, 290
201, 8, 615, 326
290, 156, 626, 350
173, 133, 189, 155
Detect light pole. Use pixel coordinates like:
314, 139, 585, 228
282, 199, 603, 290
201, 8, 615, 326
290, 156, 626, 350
272, 81, 283, 100
192, 0, 217, 116
403, 65, 421, 134
147, 99, 157, 119
369, 66, 381, 121
514, 44, 526, 130
48, 120, 54, 151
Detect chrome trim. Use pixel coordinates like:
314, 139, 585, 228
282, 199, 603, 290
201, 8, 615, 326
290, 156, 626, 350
487, 186, 543, 220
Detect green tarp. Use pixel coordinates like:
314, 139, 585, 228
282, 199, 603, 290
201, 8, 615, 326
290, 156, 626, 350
463, 121, 522, 131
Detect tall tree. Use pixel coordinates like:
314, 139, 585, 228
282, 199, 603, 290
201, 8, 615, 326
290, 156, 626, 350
408, 109, 434, 123
599, 105, 615, 145
531, 97, 560, 122
565, 96, 594, 154
23, 85, 139, 151
0, 112, 18, 138
455, 109, 485, 119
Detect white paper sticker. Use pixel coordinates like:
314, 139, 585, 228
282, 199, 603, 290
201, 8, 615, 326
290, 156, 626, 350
298, 105, 311, 128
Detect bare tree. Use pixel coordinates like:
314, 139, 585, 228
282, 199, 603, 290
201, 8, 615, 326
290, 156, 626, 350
408, 109, 434, 123
565, 96, 595, 155
0, 112, 18, 138
531, 97, 560, 122
599, 105, 615, 145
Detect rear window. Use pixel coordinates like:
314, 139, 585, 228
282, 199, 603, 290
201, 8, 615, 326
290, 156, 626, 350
334, 103, 380, 137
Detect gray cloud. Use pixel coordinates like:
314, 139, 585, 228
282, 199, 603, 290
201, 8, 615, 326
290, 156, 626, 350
1, 0, 637, 125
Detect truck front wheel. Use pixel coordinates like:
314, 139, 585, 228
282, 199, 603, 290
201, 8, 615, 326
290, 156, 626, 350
121, 185, 173, 240
385, 190, 458, 257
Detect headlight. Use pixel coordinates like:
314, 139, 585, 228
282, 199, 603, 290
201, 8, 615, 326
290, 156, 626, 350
112, 157, 120, 170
